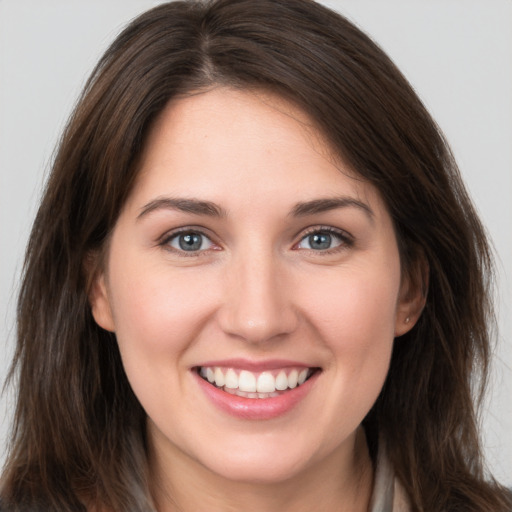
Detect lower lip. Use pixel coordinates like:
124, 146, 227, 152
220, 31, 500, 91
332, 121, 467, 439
194, 370, 319, 420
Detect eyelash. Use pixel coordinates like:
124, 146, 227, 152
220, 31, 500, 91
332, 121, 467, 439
158, 225, 354, 256
295, 226, 354, 254
158, 227, 219, 257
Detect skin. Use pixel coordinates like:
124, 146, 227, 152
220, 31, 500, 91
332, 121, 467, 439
90, 87, 423, 512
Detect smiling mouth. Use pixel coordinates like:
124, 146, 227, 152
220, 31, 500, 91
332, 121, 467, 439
195, 366, 319, 399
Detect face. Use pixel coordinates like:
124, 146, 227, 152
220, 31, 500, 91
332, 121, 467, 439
91, 88, 420, 486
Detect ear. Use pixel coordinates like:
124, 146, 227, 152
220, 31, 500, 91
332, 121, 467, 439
89, 272, 116, 332
394, 255, 429, 337
85, 253, 116, 332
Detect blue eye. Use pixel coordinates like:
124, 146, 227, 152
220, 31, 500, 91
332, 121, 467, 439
167, 231, 214, 252
296, 229, 346, 251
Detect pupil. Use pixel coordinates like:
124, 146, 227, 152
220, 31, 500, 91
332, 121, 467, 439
310, 233, 331, 250
179, 233, 202, 251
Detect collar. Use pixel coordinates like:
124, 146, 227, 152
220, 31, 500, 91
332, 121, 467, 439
368, 442, 411, 512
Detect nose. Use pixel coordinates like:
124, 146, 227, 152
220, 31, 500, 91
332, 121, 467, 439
217, 250, 298, 344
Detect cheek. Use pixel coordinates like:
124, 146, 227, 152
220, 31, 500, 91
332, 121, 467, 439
301, 263, 400, 346
297, 263, 400, 405
106, 261, 218, 420
110, 263, 209, 348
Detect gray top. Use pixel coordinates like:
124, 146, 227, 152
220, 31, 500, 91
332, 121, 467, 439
369, 445, 410, 512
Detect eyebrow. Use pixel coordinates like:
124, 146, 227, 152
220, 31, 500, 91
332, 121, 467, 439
137, 195, 373, 221
137, 197, 226, 220
290, 196, 374, 220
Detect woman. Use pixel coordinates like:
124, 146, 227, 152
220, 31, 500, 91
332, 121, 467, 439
1, 0, 510, 510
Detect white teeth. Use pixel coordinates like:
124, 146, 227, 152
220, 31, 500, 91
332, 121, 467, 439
256, 371, 276, 393
275, 371, 288, 391
234, 390, 281, 399
288, 369, 298, 389
199, 366, 313, 395
298, 369, 308, 385
224, 368, 238, 389
238, 370, 257, 392
214, 367, 225, 387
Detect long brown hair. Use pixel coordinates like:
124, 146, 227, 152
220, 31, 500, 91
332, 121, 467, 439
1, 1, 510, 510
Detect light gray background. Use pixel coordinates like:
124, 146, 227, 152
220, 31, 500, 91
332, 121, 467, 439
1, 0, 511, 484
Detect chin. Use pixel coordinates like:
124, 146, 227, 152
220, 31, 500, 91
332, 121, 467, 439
187, 432, 327, 485
203, 452, 311, 484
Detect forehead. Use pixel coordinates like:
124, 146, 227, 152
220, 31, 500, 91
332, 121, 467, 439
127, 87, 380, 214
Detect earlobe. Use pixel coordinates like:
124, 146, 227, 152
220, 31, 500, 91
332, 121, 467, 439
89, 272, 116, 332
394, 299, 425, 337
394, 256, 429, 337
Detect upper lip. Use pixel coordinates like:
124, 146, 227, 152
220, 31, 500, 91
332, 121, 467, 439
194, 358, 317, 372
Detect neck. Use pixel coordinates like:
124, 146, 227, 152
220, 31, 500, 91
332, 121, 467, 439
149, 427, 374, 512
